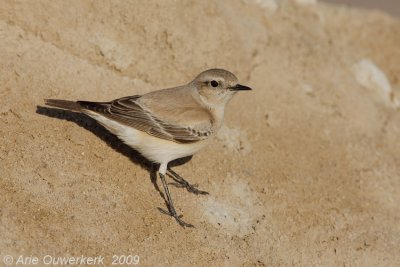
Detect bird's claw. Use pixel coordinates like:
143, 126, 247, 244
169, 181, 209, 195
157, 207, 194, 228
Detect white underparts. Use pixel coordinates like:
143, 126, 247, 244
85, 111, 210, 165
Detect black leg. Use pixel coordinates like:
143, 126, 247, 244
158, 173, 194, 228
167, 167, 209, 195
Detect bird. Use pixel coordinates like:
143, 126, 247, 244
44, 68, 251, 227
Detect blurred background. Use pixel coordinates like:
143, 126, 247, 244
323, 0, 400, 17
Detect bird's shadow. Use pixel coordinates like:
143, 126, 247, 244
36, 106, 192, 204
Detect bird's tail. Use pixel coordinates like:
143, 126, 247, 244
44, 99, 83, 111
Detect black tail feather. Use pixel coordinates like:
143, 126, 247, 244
44, 99, 110, 112
76, 100, 110, 112
44, 99, 82, 111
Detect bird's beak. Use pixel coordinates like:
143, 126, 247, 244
228, 84, 252, 91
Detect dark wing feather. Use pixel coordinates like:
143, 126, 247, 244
78, 96, 211, 143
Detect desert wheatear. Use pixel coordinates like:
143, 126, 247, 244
45, 68, 251, 227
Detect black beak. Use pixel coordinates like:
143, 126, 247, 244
229, 84, 252, 91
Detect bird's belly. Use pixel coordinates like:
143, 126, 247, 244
87, 111, 209, 164
124, 131, 209, 164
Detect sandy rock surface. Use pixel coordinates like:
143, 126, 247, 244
0, 0, 399, 266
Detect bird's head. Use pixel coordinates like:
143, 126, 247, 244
190, 68, 251, 109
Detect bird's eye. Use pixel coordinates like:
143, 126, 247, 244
210, 80, 219, 87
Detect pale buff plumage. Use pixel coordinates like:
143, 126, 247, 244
44, 68, 251, 227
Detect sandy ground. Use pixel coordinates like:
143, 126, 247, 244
0, 0, 400, 266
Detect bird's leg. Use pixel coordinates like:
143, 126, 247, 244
167, 167, 209, 195
158, 164, 193, 228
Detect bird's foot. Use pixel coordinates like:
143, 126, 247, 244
157, 207, 194, 228
167, 168, 209, 195
158, 171, 194, 228
169, 181, 209, 195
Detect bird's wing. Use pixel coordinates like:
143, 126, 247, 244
78, 95, 213, 143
